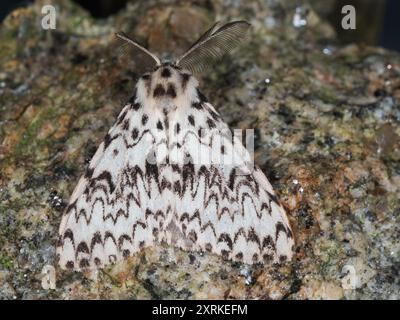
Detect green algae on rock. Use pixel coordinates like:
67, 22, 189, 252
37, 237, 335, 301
0, 0, 399, 299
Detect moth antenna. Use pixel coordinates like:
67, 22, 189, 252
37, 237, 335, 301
176, 20, 250, 74
115, 32, 161, 69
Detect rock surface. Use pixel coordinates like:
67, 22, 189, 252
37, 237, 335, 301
0, 0, 399, 299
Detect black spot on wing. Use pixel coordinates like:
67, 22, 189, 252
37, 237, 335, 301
122, 119, 130, 131
132, 128, 139, 140
248, 228, 261, 247
267, 191, 280, 205
206, 118, 216, 129
76, 241, 89, 255
145, 160, 159, 184
275, 222, 288, 241
166, 83, 177, 98
188, 115, 195, 126
141, 74, 150, 80
181, 73, 191, 90
196, 88, 208, 102
142, 114, 148, 125
192, 101, 203, 110
209, 109, 220, 121
173, 181, 181, 195
123, 249, 130, 258
218, 233, 233, 250
63, 229, 74, 245
175, 123, 180, 134
188, 230, 197, 243
104, 231, 117, 245
228, 169, 236, 191
153, 84, 165, 97
221, 250, 230, 260
93, 257, 101, 266
90, 232, 102, 251
130, 102, 141, 111
161, 67, 171, 78
160, 178, 171, 191
262, 235, 275, 251
91, 170, 115, 193
263, 253, 274, 263
79, 258, 90, 269
116, 110, 128, 125
84, 167, 94, 179
252, 253, 259, 263
118, 234, 132, 250
157, 120, 163, 130
104, 133, 119, 149
104, 134, 112, 149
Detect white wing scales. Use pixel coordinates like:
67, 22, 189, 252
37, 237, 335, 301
57, 93, 171, 269
57, 65, 294, 270
168, 99, 294, 264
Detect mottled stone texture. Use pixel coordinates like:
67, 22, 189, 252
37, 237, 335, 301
0, 0, 399, 299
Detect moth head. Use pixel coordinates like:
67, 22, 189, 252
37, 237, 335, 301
136, 63, 197, 102
115, 20, 250, 76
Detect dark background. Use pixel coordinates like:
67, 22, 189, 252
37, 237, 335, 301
0, 0, 399, 52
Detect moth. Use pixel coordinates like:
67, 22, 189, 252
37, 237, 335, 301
57, 21, 294, 270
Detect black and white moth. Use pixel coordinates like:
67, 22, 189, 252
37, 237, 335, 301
57, 21, 294, 270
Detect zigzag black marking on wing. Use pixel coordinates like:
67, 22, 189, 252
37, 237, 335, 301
185, 165, 231, 201
232, 174, 259, 200
131, 221, 146, 240
200, 221, 217, 237
65, 163, 172, 225
180, 165, 266, 224
61, 225, 158, 264
180, 129, 214, 148
122, 129, 158, 148
179, 210, 201, 225
117, 234, 132, 250
214, 228, 278, 255
104, 231, 117, 247
239, 192, 264, 219
275, 221, 291, 241
59, 96, 293, 268
203, 193, 237, 222
62, 228, 75, 246
102, 127, 162, 154
177, 223, 280, 257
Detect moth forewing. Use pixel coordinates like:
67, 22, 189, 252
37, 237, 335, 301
57, 22, 294, 270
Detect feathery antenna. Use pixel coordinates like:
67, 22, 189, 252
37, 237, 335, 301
176, 20, 251, 74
